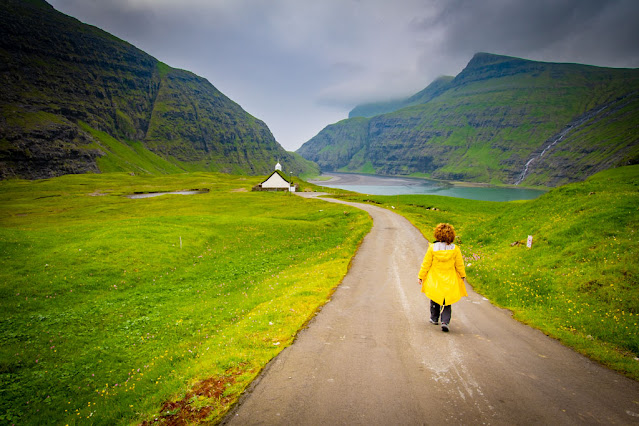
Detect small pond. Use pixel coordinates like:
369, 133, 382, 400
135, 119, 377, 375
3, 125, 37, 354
126, 190, 209, 199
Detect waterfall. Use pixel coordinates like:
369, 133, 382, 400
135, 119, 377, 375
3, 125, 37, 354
514, 104, 609, 185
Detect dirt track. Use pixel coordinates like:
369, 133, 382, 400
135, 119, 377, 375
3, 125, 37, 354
223, 194, 639, 425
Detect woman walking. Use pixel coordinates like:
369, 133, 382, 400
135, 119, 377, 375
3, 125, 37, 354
418, 223, 467, 332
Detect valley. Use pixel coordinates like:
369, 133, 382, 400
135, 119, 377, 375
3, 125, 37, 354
1, 166, 637, 424
1, 1, 638, 424
297, 53, 639, 187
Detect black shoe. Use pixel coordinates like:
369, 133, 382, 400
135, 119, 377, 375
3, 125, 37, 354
441, 323, 449, 332
429, 318, 439, 325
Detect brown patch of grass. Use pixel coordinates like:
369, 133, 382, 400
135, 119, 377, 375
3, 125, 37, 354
142, 366, 249, 425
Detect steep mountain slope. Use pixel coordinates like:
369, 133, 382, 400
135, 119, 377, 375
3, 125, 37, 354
0, 0, 316, 179
299, 53, 639, 186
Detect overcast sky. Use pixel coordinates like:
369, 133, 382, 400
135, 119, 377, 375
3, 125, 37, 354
48, 0, 639, 151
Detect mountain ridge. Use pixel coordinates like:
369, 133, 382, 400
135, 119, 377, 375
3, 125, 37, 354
300, 53, 639, 187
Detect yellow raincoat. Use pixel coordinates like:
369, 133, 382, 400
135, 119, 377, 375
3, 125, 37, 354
418, 243, 467, 306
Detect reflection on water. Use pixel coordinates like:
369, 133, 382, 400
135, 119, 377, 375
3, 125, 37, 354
312, 174, 546, 202
126, 190, 208, 199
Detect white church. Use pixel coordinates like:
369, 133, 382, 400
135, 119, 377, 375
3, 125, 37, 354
252, 162, 298, 192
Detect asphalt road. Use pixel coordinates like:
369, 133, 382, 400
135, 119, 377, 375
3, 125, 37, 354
223, 194, 639, 425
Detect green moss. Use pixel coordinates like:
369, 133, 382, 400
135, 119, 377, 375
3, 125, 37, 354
3, 107, 67, 129
79, 121, 185, 175
115, 109, 136, 136
0, 139, 13, 150
358, 161, 376, 174
156, 61, 170, 78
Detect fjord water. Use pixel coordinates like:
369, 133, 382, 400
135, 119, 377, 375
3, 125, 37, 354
312, 173, 546, 201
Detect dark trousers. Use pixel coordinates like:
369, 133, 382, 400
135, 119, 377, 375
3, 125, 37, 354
430, 300, 451, 324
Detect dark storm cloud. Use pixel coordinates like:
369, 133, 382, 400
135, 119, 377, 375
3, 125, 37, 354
47, 0, 639, 150
411, 0, 639, 68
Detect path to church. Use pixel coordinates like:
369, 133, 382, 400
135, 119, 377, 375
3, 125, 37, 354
223, 193, 639, 425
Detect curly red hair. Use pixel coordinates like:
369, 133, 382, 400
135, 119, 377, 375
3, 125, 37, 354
433, 223, 456, 244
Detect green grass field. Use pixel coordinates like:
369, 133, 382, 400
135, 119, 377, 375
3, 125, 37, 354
2, 166, 638, 424
0, 173, 371, 424
335, 165, 639, 380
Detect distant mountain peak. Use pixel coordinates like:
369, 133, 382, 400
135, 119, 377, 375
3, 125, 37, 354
467, 52, 525, 66
452, 52, 547, 87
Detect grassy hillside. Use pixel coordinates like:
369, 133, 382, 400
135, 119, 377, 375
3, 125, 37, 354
0, 173, 370, 424
0, 0, 315, 179
297, 117, 371, 174
299, 53, 639, 186
523, 91, 639, 186
332, 165, 639, 379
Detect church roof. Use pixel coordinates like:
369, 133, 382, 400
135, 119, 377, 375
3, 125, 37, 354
260, 170, 292, 185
